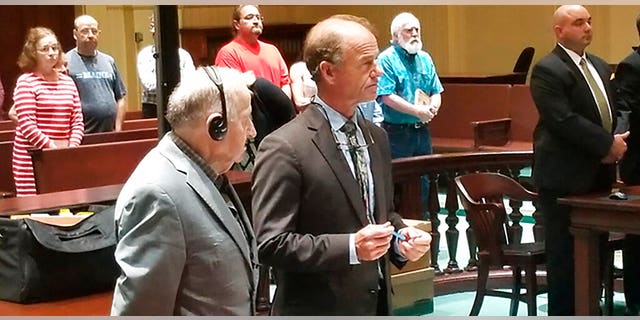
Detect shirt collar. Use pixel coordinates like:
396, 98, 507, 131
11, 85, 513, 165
313, 97, 359, 133
168, 131, 223, 187
557, 42, 587, 67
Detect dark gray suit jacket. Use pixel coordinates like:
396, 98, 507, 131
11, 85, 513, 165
615, 48, 640, 184
530, 45, 616, 195
252, 106, 407, 315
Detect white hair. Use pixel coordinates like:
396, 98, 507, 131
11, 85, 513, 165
390, 12, 420, 38
165, 66, 253, 128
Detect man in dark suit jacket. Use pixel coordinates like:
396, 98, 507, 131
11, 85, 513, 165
530, 5, 629, 316
614, 12, 640, 316
251, 15, 431, 316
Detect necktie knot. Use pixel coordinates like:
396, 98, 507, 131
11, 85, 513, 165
340, 120, 357, 137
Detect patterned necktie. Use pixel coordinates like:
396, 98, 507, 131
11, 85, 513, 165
341, 120, 383, 282
579, 58, 612, 132
340, 120, 373, 224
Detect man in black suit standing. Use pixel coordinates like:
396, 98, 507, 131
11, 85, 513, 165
530, 4, 629, 315
614, 12, 640, 316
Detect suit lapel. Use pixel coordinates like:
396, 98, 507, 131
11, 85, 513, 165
159, 138, 253, 269
554, 46, 612, 130
187, 170, 254, 268
308, 107, 369, 226
588, 53, 617, 130
223, 179, 259, 266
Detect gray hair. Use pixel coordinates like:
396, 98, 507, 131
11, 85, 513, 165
74, 14, 98, 29
390, 12, 420, 39
165, 66, 253, 128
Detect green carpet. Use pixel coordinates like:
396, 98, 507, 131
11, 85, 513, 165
395, 291, 631, 316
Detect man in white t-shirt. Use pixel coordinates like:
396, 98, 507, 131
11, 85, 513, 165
137, 14, 195, 118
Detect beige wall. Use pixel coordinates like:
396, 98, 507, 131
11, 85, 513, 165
80, 5, 640, 111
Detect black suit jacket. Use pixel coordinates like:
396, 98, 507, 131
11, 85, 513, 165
530, 45, 616, 195
615, 48, 640, 184
251, 106, 407, 315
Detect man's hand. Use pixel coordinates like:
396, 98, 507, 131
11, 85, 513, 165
602, 131, 629, 164
416, 105, 435, 123
355, 222, 394, 261
397, 226, 432, 262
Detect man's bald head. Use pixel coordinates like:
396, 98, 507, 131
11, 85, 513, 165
552, 5, 593, 55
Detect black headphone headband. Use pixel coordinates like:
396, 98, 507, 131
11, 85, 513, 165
203, 66, 228, 141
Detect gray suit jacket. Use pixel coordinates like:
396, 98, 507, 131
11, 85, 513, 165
252, 106, 407, 315
111, 135, 258, 315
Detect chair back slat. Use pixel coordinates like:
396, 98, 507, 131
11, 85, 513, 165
455, 172, 537, 265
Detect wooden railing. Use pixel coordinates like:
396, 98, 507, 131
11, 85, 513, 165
392, 151, 539, 278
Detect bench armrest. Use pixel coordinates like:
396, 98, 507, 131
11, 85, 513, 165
471, 118, 512, 149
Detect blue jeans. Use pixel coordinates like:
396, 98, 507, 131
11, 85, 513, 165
382, 122, 433, 219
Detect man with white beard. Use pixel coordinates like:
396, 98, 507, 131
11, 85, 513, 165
376, 12, 443, 219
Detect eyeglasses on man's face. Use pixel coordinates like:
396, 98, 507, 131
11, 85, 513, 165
77, 28, 101, 36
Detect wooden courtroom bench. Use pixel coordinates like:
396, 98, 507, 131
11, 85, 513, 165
0, 141, 14, 198
81, 128, 157, 145
124, 110, 143, 120
471, 84, 537, 151
30, 138, 158, 194
0, 129, 159, 198
0, 120, 16, 131
0, 129, 14, 142
122, 118, 157, 131
430, 84, 512, 152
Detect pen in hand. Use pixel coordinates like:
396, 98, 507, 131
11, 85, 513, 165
393, 230, 407, 241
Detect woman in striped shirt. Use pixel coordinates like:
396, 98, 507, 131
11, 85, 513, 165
12, 27, 84, 196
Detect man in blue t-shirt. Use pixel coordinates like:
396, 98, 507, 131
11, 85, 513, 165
67, 15, 127, 133
376, 12, 444, 219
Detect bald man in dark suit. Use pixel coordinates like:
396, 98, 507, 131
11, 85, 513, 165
530, 5, 629, 315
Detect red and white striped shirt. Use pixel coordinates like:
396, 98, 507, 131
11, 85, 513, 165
12, 72, 84, 196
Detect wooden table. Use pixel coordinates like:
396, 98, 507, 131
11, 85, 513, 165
0, 291, 112, 315
0, 184, 124, 217
558, 186, 640, 315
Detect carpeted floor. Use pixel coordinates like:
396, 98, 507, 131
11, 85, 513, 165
396, 291, 630, 316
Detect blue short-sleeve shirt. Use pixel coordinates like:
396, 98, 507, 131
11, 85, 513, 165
376, 44, 444, 124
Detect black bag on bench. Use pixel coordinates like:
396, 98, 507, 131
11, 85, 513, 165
0, 205, 119, 303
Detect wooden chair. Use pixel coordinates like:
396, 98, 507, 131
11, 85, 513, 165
455, 172, 545, 316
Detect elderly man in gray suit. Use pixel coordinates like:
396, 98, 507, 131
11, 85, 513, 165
111, 66, 258, 315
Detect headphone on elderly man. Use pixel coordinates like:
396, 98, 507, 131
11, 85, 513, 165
202, 66, 228, 141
